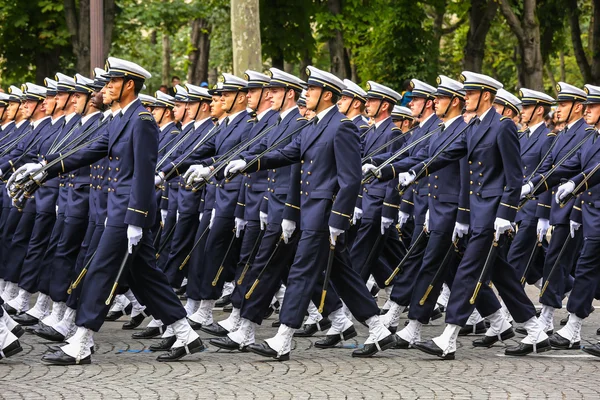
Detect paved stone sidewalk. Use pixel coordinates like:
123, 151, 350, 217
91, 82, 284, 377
2, 294, 600, 399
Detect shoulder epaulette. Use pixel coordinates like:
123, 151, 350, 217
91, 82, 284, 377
547, 132, 557, 137
499, 116, 510, 121
585, 126, 595, 131
139, 111, 152, 116
297, 117, 308, 121
341, 118, 352, 122
170, 129, 180, 134
359, 125, 369, 129
247, 118, 256, 123
391, 127, 401, 131
139, 112, 154, 121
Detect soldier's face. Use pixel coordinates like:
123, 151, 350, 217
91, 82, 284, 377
305, 85, 324, 111
106, 77, 127, 102
298, 105, 307, 116
6, 102, 19, 120
337, 95, 353, 114
151, 107, 166, 121
521, 105, 537, 124
270, 87, 286, 111
584, 103, 600, 125
433, 95, 451, 117
100, 86, 111, 105
73, 92, 88, 114
43, 96, 56, 116
409, 97, 425, 116
365, 98, 383, 118
220, 91, 237, 110
173, 102, 186, 122
55, 92, 71, 111
556, 101, 578, 123
210, 95, 224, 118
247, 88, 265, 110
464, 90, 481, 112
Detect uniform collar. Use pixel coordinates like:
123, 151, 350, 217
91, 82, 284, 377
443, 115, 461, 130
226, 109, 245, 124
80, 111, 100, 125
527, 121, 545, 137
315, 105, 336, 124
280, 105, 298, 121
51, 115, 65, 125
1, 121, 14, 131
256, 108, 271, 121
567, 117, 583, 130
32, 116, 51, 129
477, 106, 493, 122
64, 112, 77, 123
418, 112, 435, 127
15, 120, 27, 128
194, 116, 211, 129
119, 99, 136, 116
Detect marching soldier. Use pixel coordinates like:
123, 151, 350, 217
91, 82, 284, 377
398, 71, 549, 359
390, 105, 414, 131
224, 66, 397, 359
15, 57, 203, 365
493, 88, 522, 125
338, 79, 369, 134
522, 83, 591, 334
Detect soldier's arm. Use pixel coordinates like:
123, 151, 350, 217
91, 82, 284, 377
496, 119, 522, 221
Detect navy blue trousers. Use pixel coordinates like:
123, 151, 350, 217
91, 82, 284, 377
198, 216, 240, 300
566, 237, 600, 318
157, 187, 178, 270
186, 210, 211, 301
67, 223, 104, 310
162, 212, 199, 288
75, 225, 185, 331
279, 231, 380, 328
36, 214, 65, 295
509, 219, 546, 284
0, 208, 23, 279
389, 224, 429, 306
48, 215, 89, 302
539, 224, 582, 308
231, 221, 262, 309
5, 209, 39, 283
445, 229, 537, 325
17, 211, 55, 292
407, 231, 461, 324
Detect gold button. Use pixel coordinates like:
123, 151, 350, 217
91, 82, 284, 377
435, 176, 438, 179
108, 167, 111, 171
479, 173, 483, 177
301, 160, 304, 164
428, 183, 431, 187
272, 169, 276, 173
308, 171, 311, 175
434, 185, 438, 189
468, 160, 472, 164
310, 160, 313, 163
478, 161, 482, 165
114, 178, 117, 182
477, 193, 480, 196
306, 181, 309, 185
433, 195, 437, 199
272, 179, 275, 183
470, 191, 473, 194
470, 181, 473, 185
428, 193, 431, 197
470, 171, 473, 174
305, 191, 308, 195
300, 170, 303, 173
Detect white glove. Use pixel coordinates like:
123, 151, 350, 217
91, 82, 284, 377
189, 166, 211, 184
361, 163, 376, 175
398, 171, 416, 186
209, 208, 215, 229
14, 162, 43, 180
176, 211, 180, 223
281, 219, 296, 244
520, 182, 533, 199
570, 220, 581, 238
234, 217, 247, 238
555, 180, 575, 204
352, 207, 363, 225
160, 209, 168, 226
127, 225, 143, 254
397, 211, 410, 228
259, 211, 268, 230
154, 175, 163, 186
183, 165, 204, 185
381, 216, 393, 235
536, 218, 550, 241
424, 210, 430, 232
224, 159, 247, 176
329, 226, 344, 245
199, 212, 203, 222
452, 222, 469, 242
494, 217, 513, 241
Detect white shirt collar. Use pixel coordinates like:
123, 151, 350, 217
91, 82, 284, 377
194, 116, 211, 130
280, 106, 298, 121
119, 99, 136, 116
418, 112, 435, 127
32, 116, 51, 129
64, 112, 77, 123
181, 120, 195, 130
477, 106, 494, 123
567, 118, 582, 130
102, 110, 113, 121
51, 115, 65, 125
80, 111, 100, 126
375, 116, 390, 129
315, 105, 336, 124
226, 109, 245, 124
443, 115, 461, 130
1, 121, 14, 131
527, 121, 545, 137
256, 109, 271, 121
15, 120, 27, 128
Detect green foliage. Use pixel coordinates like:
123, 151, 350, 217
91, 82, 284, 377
0, 0, 72, 86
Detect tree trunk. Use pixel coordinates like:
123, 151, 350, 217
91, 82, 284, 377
35, 50, 62, 84
231, 0, 262, 76
162, 34, 171, 86
463, 0, 498, 72
103, 0, 115, 60
326, 0, 350, 79
187, 18, 211, 84
591, 0, 600, 83
566, 0, 593, 83
499, 0, 543, 90
64, 0, 91, 73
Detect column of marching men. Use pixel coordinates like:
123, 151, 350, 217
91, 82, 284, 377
2, 55, 600, 365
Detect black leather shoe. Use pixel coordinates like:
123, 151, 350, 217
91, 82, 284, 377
156, 338, 206, 362
582, 343, 600, 357
459, 321, 486, 336
149, 336, 177, 352
122, 313, 146, 330
174, 285, 187, 296
314, 326, 357, 349
392, 335, 411, 349
46, 344, 95, 354
200, 322, 228, 337
352, 333, 398, 357
412, 339, 455, 360
370, 283, 380, 297
388, 326, 397, 334
271, 319, 280, 328
505, 339, 551, 356
560, 315, 569, 326
549, 333, 580, 349
3, 303, 18, 315
215, 294, 231, 308
42, 349, 92, 365
294, 318, 332, 337
33, 325, 65, 342
210, 336, 247, 352
188, 320, 203, 330
247, 342, 289, 361
105, 304, 132, 321
597, 327, 600, 336
472, 328, 515, 348
0, 340, 22, 359
263, 305, 275, 320
12, 313, 39, 326
515, 326, 553, 336
11, 325, 25, 338
429, 307, 443, 321
131, 326, 163, 339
